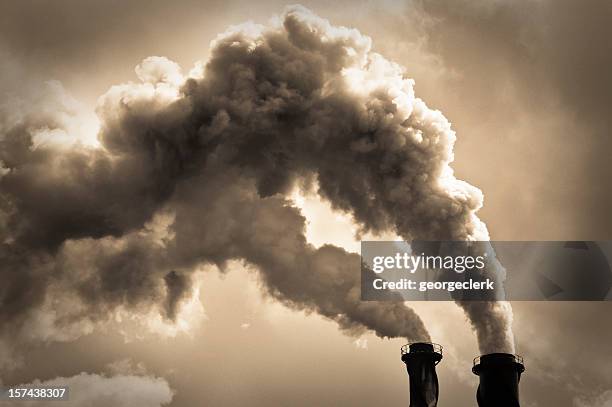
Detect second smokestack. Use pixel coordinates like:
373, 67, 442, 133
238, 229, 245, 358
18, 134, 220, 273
472, 353, 525, 407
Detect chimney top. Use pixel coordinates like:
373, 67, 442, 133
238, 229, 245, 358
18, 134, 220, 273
473, 353, 525, 375
401, 342, 443, 355
401, 342, 443, 365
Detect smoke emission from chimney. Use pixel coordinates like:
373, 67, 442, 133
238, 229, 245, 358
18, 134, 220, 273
0, 6, 513, 354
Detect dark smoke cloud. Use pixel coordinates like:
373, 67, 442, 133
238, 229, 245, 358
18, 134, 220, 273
1, 6, 515, 357
167, 170, 429, 339
0, 82, 175, 251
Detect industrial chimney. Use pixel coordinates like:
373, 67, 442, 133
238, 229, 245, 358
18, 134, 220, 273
472, 353, 525, 407
400, 342, 443, 407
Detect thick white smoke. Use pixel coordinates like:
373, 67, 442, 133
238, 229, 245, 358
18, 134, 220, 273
0, 6, 514, 356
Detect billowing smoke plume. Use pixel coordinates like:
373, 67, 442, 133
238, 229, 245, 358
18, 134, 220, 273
0, 6, 513, 355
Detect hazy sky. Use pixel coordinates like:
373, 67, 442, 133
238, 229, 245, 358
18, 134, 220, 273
1, 1, 612, 406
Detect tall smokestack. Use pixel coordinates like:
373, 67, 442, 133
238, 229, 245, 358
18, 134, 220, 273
472, 353, 525, 407
401, 342, 443, 407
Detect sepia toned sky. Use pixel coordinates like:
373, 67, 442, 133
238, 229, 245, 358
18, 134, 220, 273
1, 1, 612, 406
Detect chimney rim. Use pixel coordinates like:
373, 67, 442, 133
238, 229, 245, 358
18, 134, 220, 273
472, 353, 525, 375
401, 342, 443, 365
401, 342, 443, 357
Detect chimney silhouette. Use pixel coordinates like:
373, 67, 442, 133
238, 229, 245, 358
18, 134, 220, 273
401, 342, 443, 407
472, 353, 525, 407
